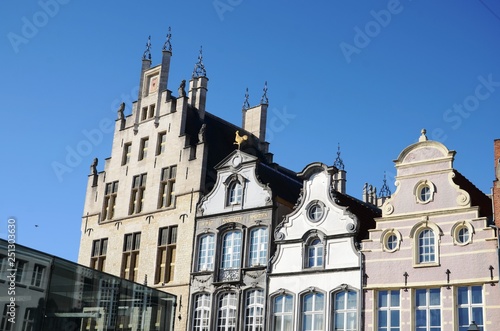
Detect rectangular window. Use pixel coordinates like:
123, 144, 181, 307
139, 137, 149, 161
102, 181, 118, 220
155, 226, 177, 284
156, 131, 167, 155
377, 290, 400, 331
148, 104, 155, 118
158, 166, 176, 208
415, 288, 441, 331
121, 232, 140, 282
197, 234, 215, 271
21, 308, 35, 331
334, 290, 357, 331
129, 173, 147, 214
273, 294, 293, 331
15, 260, 27, 284
249, 227, 268, 267
1, 304, 15, 331
457, 286, 483, 331
193, 293, 211, 331
30, 264, 45, 287
90, 238, 108, 272
141, 106, 148, 121
245, 289, 264, 331
122, 142, 132, 165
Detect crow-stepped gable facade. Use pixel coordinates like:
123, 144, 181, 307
78, 33, 275, 331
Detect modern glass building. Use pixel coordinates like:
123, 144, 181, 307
0, 239, 176, 331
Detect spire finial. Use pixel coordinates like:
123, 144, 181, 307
192, 46, 207, 78
143, 35, 152, 60
260, 81, 268, 105
243, 88, 250, 110
378, 172, 392, 197
333, 143, 345, 170
163, 27, 172, 52
419, 128, 428, 142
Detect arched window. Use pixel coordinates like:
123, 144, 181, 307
273, 294, 294, 331
197, 234, 215, 271
248, 227, 268, 267
244, 289, 264, 331
217, 292, 237, 331
333, 290, 357, 331
228, 181, 242, 205
307, 239, 323, 268
418, 229, 435, 263
302, 292, 324, 331
192, 293, 211, 331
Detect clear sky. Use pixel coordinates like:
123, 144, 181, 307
2, 0, 500, 262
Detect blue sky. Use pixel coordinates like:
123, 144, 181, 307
2, 0, 500, 262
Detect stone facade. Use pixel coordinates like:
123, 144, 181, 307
77, 37, 272, 331
189, 150, 300, 330
362, 130, 499, 331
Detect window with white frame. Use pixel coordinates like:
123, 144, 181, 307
418, 229, 436, 264
302, 292, 324, 331
244, 289, 264, 331
227, 181, 242, 205
333, 290, 357, 331
248, 227, 268, 267
377, 290, 400, 331
217, 292, 237, 331
307, 203, 324, 223
197, 234, 215, 272
452, 222, 473, 246
457, 286, 483, 331
192, 293, 211, 331
415, 288, 441, 331
307, 239, 323, 268
21, 308, 35, 331
1, 303, 15, 331
415, 180, 435, 204
273, 294, 294, 331
15, 260, 27, 284
31, 264, 45, 287
219, 230, 242, 282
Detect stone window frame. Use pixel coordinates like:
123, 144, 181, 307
414, 180, 436, 205
380, 229, 402, 253
451, 221, 474, 246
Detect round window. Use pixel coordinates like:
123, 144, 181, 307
307, 203, 324, 222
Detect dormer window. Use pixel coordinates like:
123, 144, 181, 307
228, 181, 242, 205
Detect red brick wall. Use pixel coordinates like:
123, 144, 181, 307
494, 139, 500, 227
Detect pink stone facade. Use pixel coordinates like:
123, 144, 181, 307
362, 132, 500, 331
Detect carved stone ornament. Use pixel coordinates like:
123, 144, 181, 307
384, 203, 394, 215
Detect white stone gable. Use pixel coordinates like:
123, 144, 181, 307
197, 150, 272, 216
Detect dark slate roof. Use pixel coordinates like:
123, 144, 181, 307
452, 170, 492, 218
184, 106, 300, 204
330, 190, 381, 241
256, 162, 302, 203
